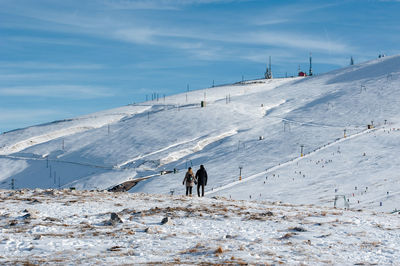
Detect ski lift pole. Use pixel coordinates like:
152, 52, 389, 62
239, 166, 243, 181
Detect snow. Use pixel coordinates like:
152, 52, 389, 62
1, 189, 399, 265
0, 56, 400, 209
1, 55, 400, 263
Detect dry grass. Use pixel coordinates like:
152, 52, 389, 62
215, 246, 224, 254
360, 241, 381, 248
179, 243, 206, 255
278, 233, 295, 240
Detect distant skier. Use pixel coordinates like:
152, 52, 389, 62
182, 167, 196, 196
195, 165, 208, 197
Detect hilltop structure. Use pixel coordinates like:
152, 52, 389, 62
264, 56, 272, 79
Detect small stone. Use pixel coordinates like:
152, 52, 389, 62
161, 217, 172, 225
289, 226, 307, 232
44, 190, 55, 196
265, 211, 274, 216
110, 213, 123, 225
22, 213, 32, 220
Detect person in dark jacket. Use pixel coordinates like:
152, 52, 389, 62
195, 165, 208, 197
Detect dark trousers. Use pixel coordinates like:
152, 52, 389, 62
186, 186, 192, 196
197, 184, 205, 197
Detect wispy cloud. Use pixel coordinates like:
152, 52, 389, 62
0, 73, 98, 82
0, 108, 65, 122
0, 61, 104, 70
114, 28, 158, 45
243, 32, 349, 53
248, 2, 339, 26
104, 0, 252, 10
4, 36, 95, 47
0, 85, 114, 99
0, 108, 71, 133
113, 25, 350, 56
1, 0, 351, 59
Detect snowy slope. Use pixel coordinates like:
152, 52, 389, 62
1, 55, 400, 213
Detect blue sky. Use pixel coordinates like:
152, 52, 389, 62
0, 0, 399, 132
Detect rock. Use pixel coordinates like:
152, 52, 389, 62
289, 226, 307, 232
21, 211, 37, 220
144, 227, 152, 233
29, 199, 41, 204
22, 213, 32, 219
43, 217, 59, 222
161, 217, 172, 225
110, 213, 123, 225
44, 190, 55, 196
34, 235, 41, 240
108, 246, 122, 252
263, 211, 274, 217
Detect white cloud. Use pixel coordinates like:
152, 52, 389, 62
0, 108, 72, 133
0, 0, 353, 65
0, 85, 114, 99
114, 28, 158, 45
1, 0, 351, 57
0, 73, 92, 82
0, 61, 104, 70
110, 23, 351, 56
244, 32, 350, 53
104, 0, 252, 10
5, 36, 94, 47
0, 108, 64, 122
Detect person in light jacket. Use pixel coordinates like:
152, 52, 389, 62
195, 165, 208, 197
182, 167, 196, 196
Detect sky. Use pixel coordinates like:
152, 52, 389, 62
0, 0, 399, 133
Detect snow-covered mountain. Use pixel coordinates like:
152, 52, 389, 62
1, 55, 400, 212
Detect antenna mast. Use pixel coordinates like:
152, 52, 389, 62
269, 56, 272, 78
264, 56, 272, 79
309, 52, 313, 76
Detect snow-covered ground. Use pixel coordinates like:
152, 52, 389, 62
1, 55, 400, 264
1, 55, 400, 214
1, 189, 399, 265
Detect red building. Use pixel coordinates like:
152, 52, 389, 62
298, 71, 307, 77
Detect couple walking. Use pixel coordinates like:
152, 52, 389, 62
182, 165, 208, 197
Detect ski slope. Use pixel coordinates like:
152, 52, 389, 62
1, 55, 400, 213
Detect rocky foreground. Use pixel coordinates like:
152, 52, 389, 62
0, 189, 399, 265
